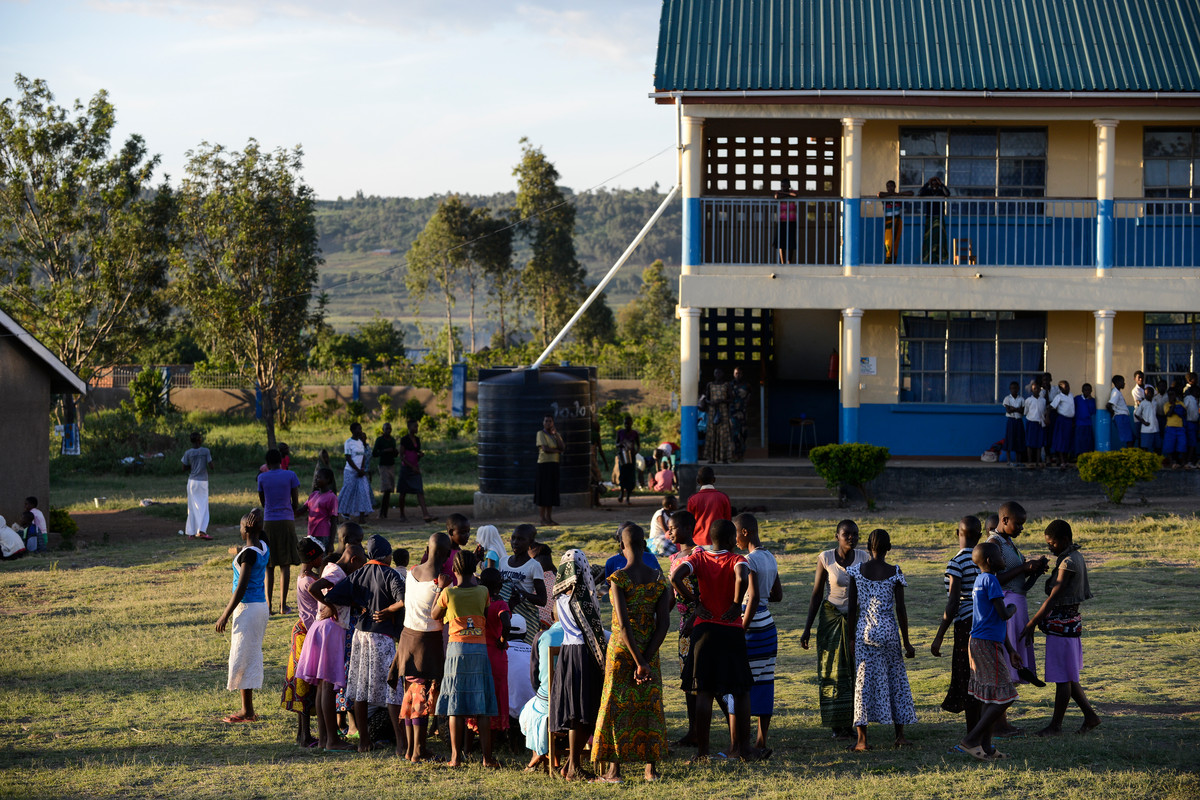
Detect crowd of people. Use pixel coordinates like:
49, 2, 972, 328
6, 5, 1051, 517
215, 454, 1099, 775
1000, 370, 1199, 468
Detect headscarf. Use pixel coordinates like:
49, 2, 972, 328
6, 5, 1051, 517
366, 534, 391, 562
553, 549, 606, 667
475, 525, 507, 568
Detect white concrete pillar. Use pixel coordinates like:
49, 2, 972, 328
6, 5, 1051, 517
1094, 119, 1119, 277
1094, 309, 1116, 451
840, 308, 864, 443
841, 118, 865, 277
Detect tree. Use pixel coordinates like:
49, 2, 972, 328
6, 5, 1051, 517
405, 195, 473, 365
0, 75, 173, 388
469, 206, 513, 353
571, 286, 616, 345
173, 140, 324, 449
617, 260, 676, 341
512, 139, 586, 347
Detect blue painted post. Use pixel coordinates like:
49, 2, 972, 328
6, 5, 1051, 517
254, 383, 263, 420
451, 363, 466, 418
352, 363, 362, 402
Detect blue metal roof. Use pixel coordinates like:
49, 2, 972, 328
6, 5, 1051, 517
654, 0, 1200, 93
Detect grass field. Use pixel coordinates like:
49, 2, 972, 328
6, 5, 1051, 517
1, 511, 1197, 799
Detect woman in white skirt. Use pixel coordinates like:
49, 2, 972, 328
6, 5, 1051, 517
216, 508, 270, 723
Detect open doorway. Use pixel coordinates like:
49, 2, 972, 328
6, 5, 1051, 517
768, 309, 841, 456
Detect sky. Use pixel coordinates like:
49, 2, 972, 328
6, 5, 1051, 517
0, 0, 677, 199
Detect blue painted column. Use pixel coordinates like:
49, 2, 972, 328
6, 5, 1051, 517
841, 117, 864, 277
352, 363, 362, 401
679, 112, 705, 465
840, 308, 864, 443
1094, 310, 1116, 451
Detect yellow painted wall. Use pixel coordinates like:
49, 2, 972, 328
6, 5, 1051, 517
862, 121, 900, 195
860, 310, 900, 404
1113, 311, 1145, 383
1046, 311, 1093, 389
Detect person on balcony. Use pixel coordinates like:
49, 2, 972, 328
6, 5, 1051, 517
878, 180, 913, 264
774, 181, 800, 264
919, 176, 951, 264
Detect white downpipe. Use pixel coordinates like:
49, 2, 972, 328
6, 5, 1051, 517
530, 183, 681, 369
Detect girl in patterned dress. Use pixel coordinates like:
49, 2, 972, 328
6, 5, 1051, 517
846, 528, 917, 751
591, 523, 673, 783
281, 537, 325, 746
665, 510, 700, 746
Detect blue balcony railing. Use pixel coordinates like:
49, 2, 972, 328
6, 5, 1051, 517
1114, 199, 1200, 268
697, 196, 1197, 267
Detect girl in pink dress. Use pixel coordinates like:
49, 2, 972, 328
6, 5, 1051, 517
296, 544, 364, 750
281, 537, 324, 746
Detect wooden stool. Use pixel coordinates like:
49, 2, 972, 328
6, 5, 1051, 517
789, 417, 817, 456
953, 237, 977, 265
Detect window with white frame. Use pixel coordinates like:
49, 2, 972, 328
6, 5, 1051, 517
1144, 128, 1200, 200
899, 128, 1047, 197
900, 311, 1046, 404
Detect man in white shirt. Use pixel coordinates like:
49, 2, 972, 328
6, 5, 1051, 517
1134, 385, 1159, 451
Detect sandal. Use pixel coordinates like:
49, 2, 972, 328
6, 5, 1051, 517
952, 743, 991, 761
222, 713, 258, 723
195, 532, 213, 540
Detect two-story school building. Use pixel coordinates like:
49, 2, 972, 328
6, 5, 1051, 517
654, 0, 1200, 460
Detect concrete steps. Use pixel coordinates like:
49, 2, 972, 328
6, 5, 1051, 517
707, 463, 838, 511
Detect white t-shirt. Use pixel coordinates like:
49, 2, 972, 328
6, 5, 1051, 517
500, 555, 543, 596
30, 509, 46, 536
1024, 395, 1046, 424
746, 548, 778, 607
1050, 392, 1075, 418
1002, 394, 1023, 418
1135, 401, 1159, 434
343, 437, 365, 470
1132, 383, 1146, 407
1109, 387, 1129, 416
404, 572, 443, 632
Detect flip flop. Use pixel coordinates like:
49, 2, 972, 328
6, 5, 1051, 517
1016, 666, 1046, 687
195, 533, 214, 540
590, 777, 623, 784
953, 744, 991, 761
222, 713, 258, 723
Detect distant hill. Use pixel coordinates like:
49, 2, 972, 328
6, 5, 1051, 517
314, 186, 682, 334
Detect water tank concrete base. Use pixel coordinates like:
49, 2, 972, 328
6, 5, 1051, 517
473, 491, 591, 520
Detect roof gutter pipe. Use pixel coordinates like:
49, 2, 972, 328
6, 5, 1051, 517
652, 89, 1200, 100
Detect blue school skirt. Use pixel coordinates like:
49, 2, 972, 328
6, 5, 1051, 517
1050, 417, 1074, 454
1004, 417, 1024, 454
1025, 420, 1045, 449
1073, 422, 1093, 455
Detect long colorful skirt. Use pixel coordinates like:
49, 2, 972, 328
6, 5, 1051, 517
745, 603, 777, 716
338, 468, 373, 516
281, 618, 314, 713
816, 601, 853, 729
592, 637, 667, 765
335, 612, 358, 712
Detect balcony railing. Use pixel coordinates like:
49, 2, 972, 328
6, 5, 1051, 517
1114, 199, 1200, 268
698, 196, 1197, 267
700, 197, 842, 266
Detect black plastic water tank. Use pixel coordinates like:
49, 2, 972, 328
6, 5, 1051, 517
477, 368, 592, 495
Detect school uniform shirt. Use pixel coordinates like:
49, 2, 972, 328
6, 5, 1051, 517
323, 562, 405, 638
945, 548, 981, 624
1050, 392, 1075, 419
1109, 387, 1130, 417
970, 571, 1006, 643
682, 548, 747, 629
1023, 395, 1046, 425
1003, 394, 1024, 419
1074, 395, 1096, 425
257, 469, 300, 521
1185, 394, 1199, 422
1132, 383, 1146, 408
1135, 401, 1159, 434
1165, 402, 1185, 428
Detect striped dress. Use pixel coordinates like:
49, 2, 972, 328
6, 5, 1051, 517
744, 548, 779, 716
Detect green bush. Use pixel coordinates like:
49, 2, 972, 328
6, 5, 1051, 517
378, 394, 397, 424
346, 400, 365, 423
129, 367, 170, 422
48, 507, 78, 550
809, 443, 891, 510
1077, 448, 1162, 503
598, 400, 625, 432
402, 398, 425, 423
